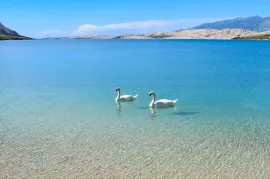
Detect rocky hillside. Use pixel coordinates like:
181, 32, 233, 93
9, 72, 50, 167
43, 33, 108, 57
169, 29, 255, 39
0, 23, 19, 36
116, 29, 255, 39
183, 16, 270, 32
47, 29, 255, 40
0, 22, 31, 40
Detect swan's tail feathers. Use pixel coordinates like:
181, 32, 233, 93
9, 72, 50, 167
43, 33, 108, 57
134, 94, 139, 99
173, 99, 178, 104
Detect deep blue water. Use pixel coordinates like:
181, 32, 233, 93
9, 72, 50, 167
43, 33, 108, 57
1, 40, 270, 178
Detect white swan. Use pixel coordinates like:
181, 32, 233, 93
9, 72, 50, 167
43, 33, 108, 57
115, 87, 138, 102
149, 91, 178, 108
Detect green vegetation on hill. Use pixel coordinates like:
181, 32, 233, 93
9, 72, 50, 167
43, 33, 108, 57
0, 34, 31, 40
233, 33, 270, 40
147, 34, 171, 38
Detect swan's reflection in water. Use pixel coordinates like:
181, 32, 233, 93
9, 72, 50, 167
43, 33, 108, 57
116, 101, 122, 117
149, 108, 157, 120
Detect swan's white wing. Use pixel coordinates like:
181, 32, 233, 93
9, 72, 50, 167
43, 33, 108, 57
119, 95, 137, 101
121, 95, 134, 99
156, 99, 171, 103
154, 99, 177, 108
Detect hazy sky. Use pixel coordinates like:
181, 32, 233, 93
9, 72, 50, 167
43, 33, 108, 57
1, 0, 269, 37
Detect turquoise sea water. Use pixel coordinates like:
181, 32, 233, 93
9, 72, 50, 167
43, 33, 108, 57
1, 40, 270, 178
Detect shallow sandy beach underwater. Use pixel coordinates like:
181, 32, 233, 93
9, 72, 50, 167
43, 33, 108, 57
1, 39, 270, 178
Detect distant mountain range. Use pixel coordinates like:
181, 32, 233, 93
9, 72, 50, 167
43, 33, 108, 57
46, 16, 270, 40
0, 23, 31, 40
1, 16, 270, 40
187, 16, 270, 32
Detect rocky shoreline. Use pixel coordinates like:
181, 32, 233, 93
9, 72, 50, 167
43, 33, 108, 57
233, 30, 270, 40
45, 29, 261, 40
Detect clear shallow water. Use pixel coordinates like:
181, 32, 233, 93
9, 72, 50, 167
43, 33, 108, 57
0, 40, 270, 178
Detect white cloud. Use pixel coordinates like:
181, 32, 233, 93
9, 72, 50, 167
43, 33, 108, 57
40, 30, 60, 36
73, 20, 185, 34
73, 18, 228, 35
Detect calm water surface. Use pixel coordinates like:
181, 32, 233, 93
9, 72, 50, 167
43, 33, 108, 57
1, 40, 270, 178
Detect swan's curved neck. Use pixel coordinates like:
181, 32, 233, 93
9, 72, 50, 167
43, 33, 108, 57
150, 93, 156, 107
116, 89, 120, 100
